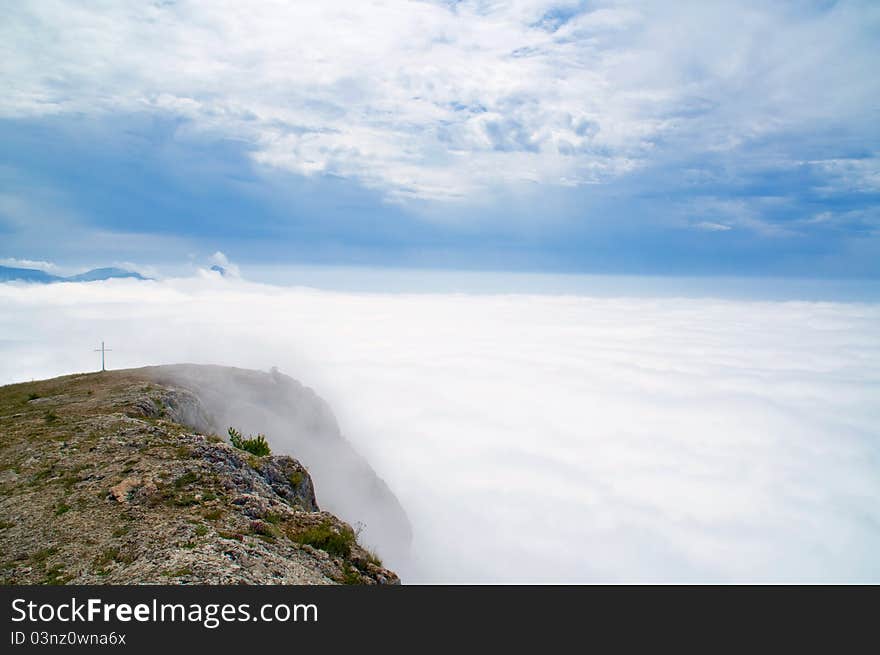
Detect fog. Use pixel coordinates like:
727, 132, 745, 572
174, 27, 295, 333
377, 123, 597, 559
1, 273, 879, 582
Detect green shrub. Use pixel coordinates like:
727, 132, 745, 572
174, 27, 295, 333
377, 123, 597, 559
227, 427, 271, 456
174, 471, 199, 488
341, 563, 362, 585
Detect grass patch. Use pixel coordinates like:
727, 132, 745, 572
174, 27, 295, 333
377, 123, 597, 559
172, 493, 199, 507
202, 508, 224, 520
54, 503, 71, 516
174, 471, 198, 488
341, 563, 362, 585
61, 472, 81, 489
150, 396, 167, 418
228, 427, 271, 457
292, 521, 355, 559
44, 410, 58, 423
164, 567, 193, 577
43, 565, 70, 585
29, 466, 56, 487
30, 547, 58, 563
94, 547, 135, 567
194, 524, 209, 537
111, 525, 131, 538
250, 520, 279, 541
365, 548, 383, 568
288, 471, 304, 487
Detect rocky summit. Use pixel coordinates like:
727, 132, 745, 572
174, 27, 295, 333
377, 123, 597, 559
0, 366, 401, 585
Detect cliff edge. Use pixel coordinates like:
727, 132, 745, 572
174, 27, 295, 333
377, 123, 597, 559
0, 367, 400, 585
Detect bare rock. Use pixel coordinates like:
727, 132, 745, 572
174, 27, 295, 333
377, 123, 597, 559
109, 476, 141, 502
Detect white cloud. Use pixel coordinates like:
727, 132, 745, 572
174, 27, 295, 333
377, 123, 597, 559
1, 275, 878, 582
111, 261, 159, 279
808, 157, 880, 195
0, 257, 61, 273
693, 221, 732, 232
207, 251, 240, 278
2, 1, 875, 201
209, 251, 229, 266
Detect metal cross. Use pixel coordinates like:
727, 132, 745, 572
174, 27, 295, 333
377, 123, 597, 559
94, 341, 112, 371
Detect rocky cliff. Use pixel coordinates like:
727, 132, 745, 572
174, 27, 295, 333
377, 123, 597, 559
0, 366, 402, 585
142, 364, 412, 563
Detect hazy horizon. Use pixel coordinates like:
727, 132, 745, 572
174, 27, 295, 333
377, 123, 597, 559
4, 257, 880, 303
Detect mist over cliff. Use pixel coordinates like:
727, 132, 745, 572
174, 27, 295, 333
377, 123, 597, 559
142, 364, 412, 566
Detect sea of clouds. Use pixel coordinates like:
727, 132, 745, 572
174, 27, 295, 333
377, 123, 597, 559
1, 274, 879, 582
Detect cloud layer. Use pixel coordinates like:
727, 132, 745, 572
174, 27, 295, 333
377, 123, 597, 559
2, 1, 877, 203
1, 276, 878, 582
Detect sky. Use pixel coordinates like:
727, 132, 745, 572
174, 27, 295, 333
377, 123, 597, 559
1, 276, 878, 582
2, 0, 879, 277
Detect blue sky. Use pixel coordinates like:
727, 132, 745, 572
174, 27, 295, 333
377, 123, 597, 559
1, 0, 879, 277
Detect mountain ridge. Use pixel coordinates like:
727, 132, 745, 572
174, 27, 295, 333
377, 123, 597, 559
0, 265, 147, 283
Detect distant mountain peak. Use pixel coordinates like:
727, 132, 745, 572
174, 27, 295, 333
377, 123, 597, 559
0, 265, 60, 283
65, 267, 147, 282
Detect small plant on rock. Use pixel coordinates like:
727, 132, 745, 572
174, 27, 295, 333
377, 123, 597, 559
227, 427, 271, 456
